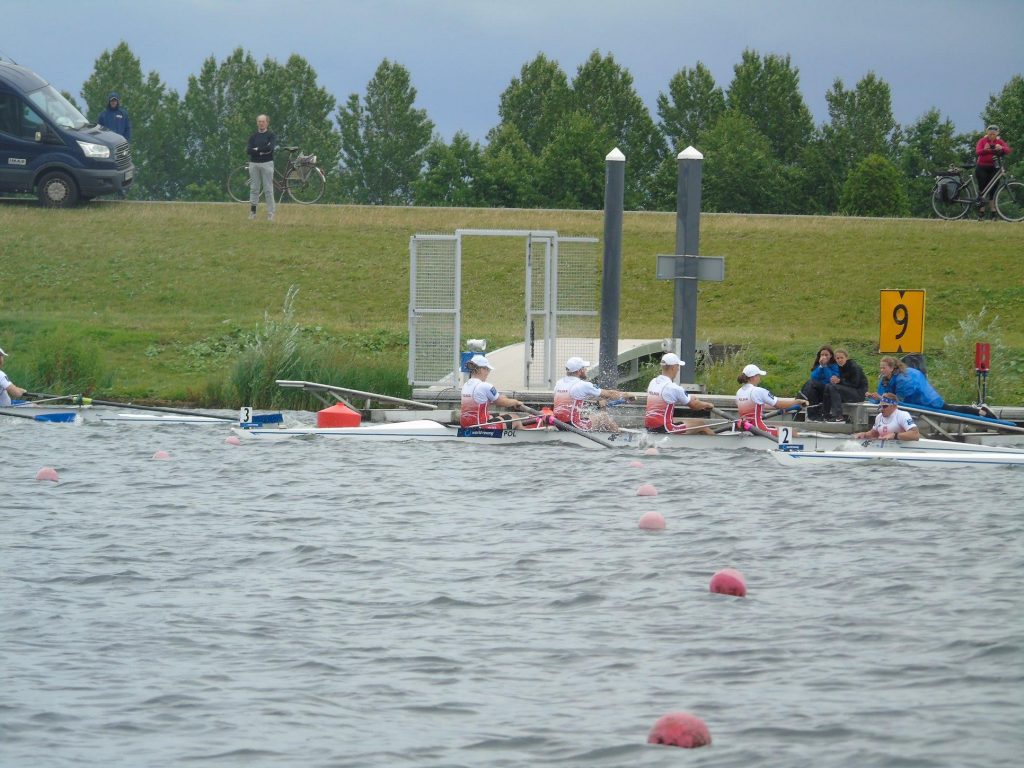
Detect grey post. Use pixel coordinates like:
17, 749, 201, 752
599, 147, 625, 388
674, 146, 703, 378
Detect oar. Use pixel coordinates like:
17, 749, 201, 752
2, 410, 78, 423
519, 405, 612, 449
22, 392, 83, 405
710, 407, 739, 434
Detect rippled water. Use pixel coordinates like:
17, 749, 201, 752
3, 415, 1023, 767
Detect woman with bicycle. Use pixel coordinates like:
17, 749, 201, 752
975, 125, 1012, 220
246, 114, 277, 221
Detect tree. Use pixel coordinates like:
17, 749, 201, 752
536, 111, 607, 209
413, 132, 484, 206
982, 74, 1024, 174
824, 73, 899, 163
336, 59, 434, 205
495, 54, 572, 155
839, 153, 910, 217
726, 50, 814, 164
82, 41, 186, 199
895, 108, 963, 217
569, 51, 666, 209
657, 62, 726, 151
477, 124, 541, 208
698, 111, 786, 213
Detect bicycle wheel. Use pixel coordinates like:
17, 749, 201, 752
285, 164, 326, 204
995, 180, 1024, 222
227, 165, 253, 202
931, 178, 971, 220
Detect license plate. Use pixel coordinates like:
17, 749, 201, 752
124, 168, 134, 182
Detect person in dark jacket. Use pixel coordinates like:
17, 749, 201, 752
823, 348, 868, 422
246, 113, 276, 221
97, 92, 131, 141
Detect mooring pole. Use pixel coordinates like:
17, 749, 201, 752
674, 146, 703, 379
599, 147, 625, 389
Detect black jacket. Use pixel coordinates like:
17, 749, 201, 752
838, 358, 869, 393
246, 130, 276, 162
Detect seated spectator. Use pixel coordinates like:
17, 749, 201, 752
799, 345, 839, 421
822, 348, 869, 423
867, 356, 996, 418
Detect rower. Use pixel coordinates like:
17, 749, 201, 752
853, 393, 921, 442
0, 347, 29, 406
645, 353, 715, 435
552, 357, 630, 432
735, 364, 808, 437
459, 355, 524, 430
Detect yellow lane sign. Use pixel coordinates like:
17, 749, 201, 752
879, 289, 925, 354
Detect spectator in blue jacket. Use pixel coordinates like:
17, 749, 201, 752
798, 345, 840, 421
867, 356, 996, 418
97, 93, 131, 141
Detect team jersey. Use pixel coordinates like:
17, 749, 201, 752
736, 382, 780, 436
645, 374, 693, 432
460, 377, 500, 428
553, 375, 602, 429
871, 408, 916, 438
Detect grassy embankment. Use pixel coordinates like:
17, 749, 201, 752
1, 200, 1021, 405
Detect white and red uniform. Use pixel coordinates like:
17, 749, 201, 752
869, 408, 916, 439
460, 377, 501, 428
645, 375, 694, 432
736, 382, 780, 436
0, 369, 13, 407
553, 375, 602, 429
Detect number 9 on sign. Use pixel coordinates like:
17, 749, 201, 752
879, 290, 925, 354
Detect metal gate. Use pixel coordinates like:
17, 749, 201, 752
409, 229, 598, 388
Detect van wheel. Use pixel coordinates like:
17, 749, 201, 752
37, 172, 79, 208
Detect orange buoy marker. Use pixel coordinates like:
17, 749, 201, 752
636, 483, 658, 497
644, 447, 659, 456
638, 511, 665, 530
647, 711, 711, 748
225, 435, 242, 446
710, 568, 747, 597
36, 466, 59, 483
628, 460, 643, 468
152, 450, 171, 460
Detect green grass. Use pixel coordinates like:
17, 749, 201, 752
1, 200, 1021, 404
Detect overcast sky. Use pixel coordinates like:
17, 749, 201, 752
2, 0, 1021, 144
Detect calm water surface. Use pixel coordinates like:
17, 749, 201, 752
2, 414, 1022, 767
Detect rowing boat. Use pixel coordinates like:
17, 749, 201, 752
233, 419, 645, 449
770, 446, 1024, 469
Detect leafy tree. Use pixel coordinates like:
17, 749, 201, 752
82, 41, 186, 199
336, 59, 435, 205
982, 74, 1023, 174
569, 51, 666, 209
657, 62, 726, 151
413, 132, 484, 206
839, 153, 910, 217
698, 111, 786, 213
536, 110, 607, 209
824, 73, 899, 162
495, 54, 572, 154
477, 124, 540, 208
895, 108, 962, 216
726, 50, 814, 164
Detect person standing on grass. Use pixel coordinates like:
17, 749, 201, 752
246, 114, 276, 221
0, 347, 28, 406
975, 125, 1012, 220
97, 93, 132, 198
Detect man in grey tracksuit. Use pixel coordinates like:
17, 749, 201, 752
246, 114, 276, 220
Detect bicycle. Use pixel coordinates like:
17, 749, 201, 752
227, 146, 326, 205
931, 156, 1023, 221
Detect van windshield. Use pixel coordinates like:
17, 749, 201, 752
27, 85, 90, 130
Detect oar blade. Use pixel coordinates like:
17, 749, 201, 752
34, 412, 78, 423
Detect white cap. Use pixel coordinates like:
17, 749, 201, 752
565, 356, 590, 373
742, 364, 767, 377
661, 353, 684, 367
0, 347, 6, 356
469, 354, 493, 370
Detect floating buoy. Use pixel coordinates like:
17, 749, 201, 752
628, 460, 643, 468
35, 466, 59, 483
152, 450, 171, 460
710, 568, 747, 597
636, 483, 658, 497
225, 435, 242, 446
647, 711, 711, 748
644, 447, 659, 456
638, 511, 665, 530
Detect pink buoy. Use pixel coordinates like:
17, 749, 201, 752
644, 447, 659, 456
628, 460, 643, 468
152, 450, 171, 460
638, 511, 665, 530
225, 435, 242, 446
647, 711, 711, 748
710, 568, 747, 597
35, 466, 59, 483
636, 483, 658, 497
